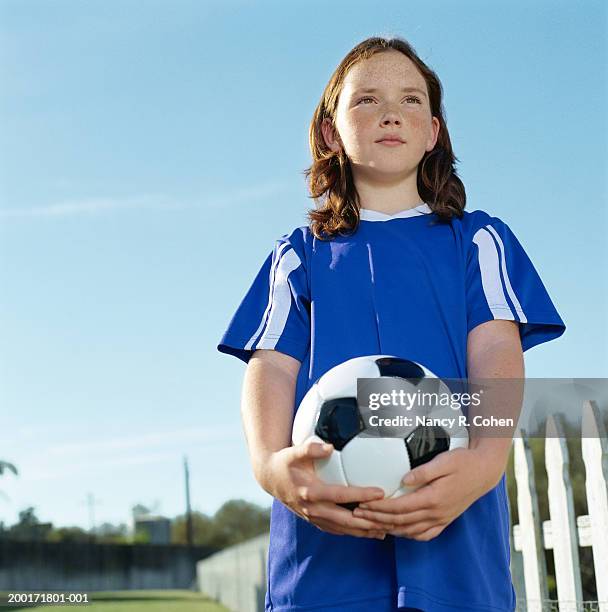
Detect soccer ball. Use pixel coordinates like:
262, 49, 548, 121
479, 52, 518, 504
292, 355, 469, 501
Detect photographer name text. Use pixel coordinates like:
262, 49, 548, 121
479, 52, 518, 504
367, 414, 514, 428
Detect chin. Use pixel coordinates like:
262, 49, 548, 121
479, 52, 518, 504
371, 162, 417, 176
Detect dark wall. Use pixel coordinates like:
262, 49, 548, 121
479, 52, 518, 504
0, 539, 217, 590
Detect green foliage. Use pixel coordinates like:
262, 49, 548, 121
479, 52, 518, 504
132, 528, 151, 544
0, 507, 132, 544
93, 522, 130, 544
2, 507, 52, 541
172, 511, 214, 545
0, 497, 269, 550
46, 526, 91, 543
171, 499, 270, 549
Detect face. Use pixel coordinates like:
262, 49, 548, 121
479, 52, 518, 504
322, 50, 440, 180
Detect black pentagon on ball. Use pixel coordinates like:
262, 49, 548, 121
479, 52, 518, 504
375, 357, 426, 383
405, 425, 450, 469
314, 397, 365, 451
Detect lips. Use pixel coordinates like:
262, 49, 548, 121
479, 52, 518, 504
376, 139, 405, 147
376, 135, 405, 143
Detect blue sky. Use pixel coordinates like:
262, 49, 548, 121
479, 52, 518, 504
0, 0, 606, 531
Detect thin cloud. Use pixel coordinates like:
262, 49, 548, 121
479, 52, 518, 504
0, 194, 184, 218
0, 181, 289, 219
3, 449, 188, 484
5, 427, 244, 482
48, 425, 241, 456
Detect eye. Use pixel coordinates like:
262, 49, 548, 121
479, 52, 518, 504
356, 95, 422, 105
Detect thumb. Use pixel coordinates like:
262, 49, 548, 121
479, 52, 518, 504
403, 449, 455, 485
402, 466, 426, 487
298, 438, 333, 460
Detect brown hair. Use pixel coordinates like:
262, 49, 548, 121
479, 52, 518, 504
303, 36, 466, 240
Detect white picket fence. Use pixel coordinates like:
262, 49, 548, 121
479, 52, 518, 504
509, 400, 608, 611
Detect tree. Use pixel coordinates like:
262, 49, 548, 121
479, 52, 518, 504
132, 503, 151, 518
94, 522, 129, 541
171, 499, 270, 549
0, 461, 17, 477
0, 460, 18, 502
46, 526, 90, 543
6, 507, 52, 541
172, 511, 215, 546
211, 500, 270, 548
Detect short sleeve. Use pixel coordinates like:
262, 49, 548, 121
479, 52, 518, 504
217, 236, 311, 364
466, 218, 566, 352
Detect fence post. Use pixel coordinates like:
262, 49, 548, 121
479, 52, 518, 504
581, 400, 608, 610
513, 429, 549, 611
507, 440, 526, 603
545, 414, 583, 611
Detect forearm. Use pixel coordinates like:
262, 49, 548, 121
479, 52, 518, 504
241, 350, 300, 493
467, 333, 525, 485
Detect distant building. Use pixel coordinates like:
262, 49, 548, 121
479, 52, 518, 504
134, 515, 171, 544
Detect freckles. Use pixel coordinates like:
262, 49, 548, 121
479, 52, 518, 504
407, 114, 429, 134
352, 114, 376, 133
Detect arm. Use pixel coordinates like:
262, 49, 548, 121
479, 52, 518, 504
241, 348, 391, 538
466, 319, 525, 486
241, 348, 301, 491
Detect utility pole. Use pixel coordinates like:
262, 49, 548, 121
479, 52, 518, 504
84, 493, 101, 540
184, 456, 193, 548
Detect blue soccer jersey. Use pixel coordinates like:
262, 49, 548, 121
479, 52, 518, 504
217, 202, 566, 612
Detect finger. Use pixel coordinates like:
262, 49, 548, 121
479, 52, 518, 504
354, 508, 433, 526
297, 483, 383, 505
311, 502, 395, 532
293, 439, 333, 462
293, 509, 310, 522
284, 500, 310, 522
311, 521, 342, 536
408, 524, 445, 542
401, 449, 464, 488
314, 483, 385, 504
389, 521, 437, 538
314, 519, 387, 539
358, 488, 435, 513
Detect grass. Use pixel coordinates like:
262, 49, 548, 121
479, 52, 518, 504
0, 590, 229, 611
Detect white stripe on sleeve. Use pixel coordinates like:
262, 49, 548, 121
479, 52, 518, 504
245, 243, 303, 351
472, 227, 516, 321
485, 225, 528, 323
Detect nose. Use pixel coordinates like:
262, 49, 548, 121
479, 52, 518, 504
381, 108, 401, 126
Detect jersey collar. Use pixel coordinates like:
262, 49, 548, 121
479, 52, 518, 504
359, 203, 432, 222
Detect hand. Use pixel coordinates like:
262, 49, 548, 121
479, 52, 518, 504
352, 448, 500, 541
266, 439, 395, 539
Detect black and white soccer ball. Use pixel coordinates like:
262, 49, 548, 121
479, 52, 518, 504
292, 355, 469, 500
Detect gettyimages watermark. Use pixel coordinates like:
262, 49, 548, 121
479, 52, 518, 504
355, 378, 608, 439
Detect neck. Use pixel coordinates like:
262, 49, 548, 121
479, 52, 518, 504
353, 169, 423, 215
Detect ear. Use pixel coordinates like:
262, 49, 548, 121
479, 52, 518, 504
426, 116, 440, 152
321, 118, 342, 153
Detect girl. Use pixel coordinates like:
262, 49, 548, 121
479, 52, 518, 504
218, 36, 565, 612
